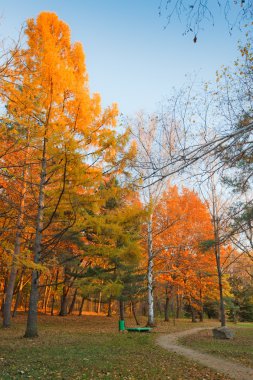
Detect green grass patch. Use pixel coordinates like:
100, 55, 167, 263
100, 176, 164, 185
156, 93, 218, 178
0, 314, 231, 379
180, 324, 253, 369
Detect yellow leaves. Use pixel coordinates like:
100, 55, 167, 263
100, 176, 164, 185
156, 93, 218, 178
0, 11, 139, 296
71, 42, 86, 75
241, 46, 249, 57
2, 11, 129, 183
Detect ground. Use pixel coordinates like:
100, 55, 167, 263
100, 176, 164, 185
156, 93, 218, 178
180, 323, 253, 369
0, 314, 231, 380
157, 326, 253, 380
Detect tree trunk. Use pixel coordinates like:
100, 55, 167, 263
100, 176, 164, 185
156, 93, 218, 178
51, 295, 55, 316
1, 276, 8, 315
216, 249, 226, 326
164, 292, 170, 322
51, 269, 59, 316
12, 290, 22, 318
107, 296, 112, 317
59, 296, 68, 316
191, 305, 197, 323
199, 288, 204, 322
172, 290, 176, 326
156, 298, 162, 316
79, 296, 85, 316
42, 278, 48, 313
147, 214, 155, 327
3, 151, 28, 328
12, 272, 24, 317
119, 299, 124, 321
131, 301, 140, 325
212, 186, 226, 327
44, 283, 52, 314
176, 293, 181, 319
97, 291, 102, 313
24, 135, 47, 338
68, 288, 77, 315
59, 286, 69, 316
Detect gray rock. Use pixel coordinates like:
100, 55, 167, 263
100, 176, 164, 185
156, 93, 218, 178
212, 326, 235, 340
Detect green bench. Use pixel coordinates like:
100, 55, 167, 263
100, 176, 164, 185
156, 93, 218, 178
119, 320, 152, 333
126, 327, 152, 332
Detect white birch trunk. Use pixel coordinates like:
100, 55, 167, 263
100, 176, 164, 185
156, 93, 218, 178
147, 214, 155, 326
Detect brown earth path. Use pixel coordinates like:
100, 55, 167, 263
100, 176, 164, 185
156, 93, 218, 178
156, 327, 253, 380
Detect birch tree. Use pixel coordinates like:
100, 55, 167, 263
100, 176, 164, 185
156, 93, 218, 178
129, 112, 178, 326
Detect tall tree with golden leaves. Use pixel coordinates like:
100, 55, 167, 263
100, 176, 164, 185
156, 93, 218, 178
3, 12, 122, 337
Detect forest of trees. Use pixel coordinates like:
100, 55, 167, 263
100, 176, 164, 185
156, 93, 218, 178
0, 11, 252, 338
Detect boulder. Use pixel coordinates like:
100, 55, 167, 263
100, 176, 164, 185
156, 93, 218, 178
212, 326, 235, 340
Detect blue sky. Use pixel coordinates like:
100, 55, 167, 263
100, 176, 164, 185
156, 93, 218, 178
0, 0, 243, 116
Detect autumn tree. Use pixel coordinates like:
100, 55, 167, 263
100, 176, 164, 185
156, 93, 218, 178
1, 12, 130, 337
129, 112, 179, 326
154, 184, 221, 322
73, 178, 144, 323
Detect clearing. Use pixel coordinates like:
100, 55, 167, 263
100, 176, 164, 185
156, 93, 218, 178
0, 314, 232, 380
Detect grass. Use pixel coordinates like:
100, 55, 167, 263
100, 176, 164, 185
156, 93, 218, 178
0, 314, 231, 380
180, 323, 253, 369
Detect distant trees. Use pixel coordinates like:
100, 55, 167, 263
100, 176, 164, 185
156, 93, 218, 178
154, 184, 224, 323
228, 255, 253, 322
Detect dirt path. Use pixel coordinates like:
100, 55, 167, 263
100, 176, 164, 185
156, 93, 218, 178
156, 327, 253, 380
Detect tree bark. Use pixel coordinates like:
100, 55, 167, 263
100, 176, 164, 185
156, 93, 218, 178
50, 295, 55, 316
176, 293, 181, 319
191, 304, 197, 323
199, 288, 204, 322
42, 278, 48, 313
68, 288, 77, 315
216, 246, 226, 326
1, 276, 8, 315
147, 214, 155, 326
79, 296, 85, 316
212, 185, 226, 327
59, 285, 69, 316
3, 146, 29, 328
119, 299, 124, 321
131, 300, 140, 325
107, 296, 112, 317
164, 288, 170, 322
24, 134, 47, 338
44, 282, 52, 314
51, 269, 59, 316
12, 271, 24, 317
96, 291, 102, 313
156, 298, 162, 316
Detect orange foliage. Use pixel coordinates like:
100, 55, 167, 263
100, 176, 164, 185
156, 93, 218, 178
153, 184, 220, 311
